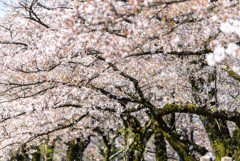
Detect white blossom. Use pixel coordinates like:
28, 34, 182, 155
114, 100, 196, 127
211, 15, 218, 22
225, 43, 239, 57
222, 0, 230, 6
214, 45, 225, 63
220, 22, 234, 34
171, 35, 180, 47
233, 20, 240, 36
206, 53, 215, 66
232, 66, 240, 75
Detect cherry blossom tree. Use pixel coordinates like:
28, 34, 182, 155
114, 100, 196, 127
0, 0, 240, 160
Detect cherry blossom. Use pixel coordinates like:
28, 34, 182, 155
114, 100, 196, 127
0, 0, 239, 160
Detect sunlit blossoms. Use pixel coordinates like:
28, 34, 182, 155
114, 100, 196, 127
225, 42, 239, 57
220, 20, 240, 35
206, 46, 225, 66
207, 19, 240, 66
220, 22, 234, 34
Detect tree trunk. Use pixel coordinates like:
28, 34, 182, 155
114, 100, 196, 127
104, 145, 111, 161
231, 127, 240, 160
153, 116, 198, 161
201, 117, 230, 161
67, 137, 90, 161
127, 133, 145, 161
67, 140, 80, 161
154, 124, 167, 161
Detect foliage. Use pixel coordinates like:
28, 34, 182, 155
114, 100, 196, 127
0, 0, 240, 160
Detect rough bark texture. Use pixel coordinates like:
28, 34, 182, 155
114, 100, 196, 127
154, 124, 167, 161
67, 137, 90, 161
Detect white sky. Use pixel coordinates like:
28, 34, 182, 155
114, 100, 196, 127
0, 0, 11, 17
0, 5, 5, 16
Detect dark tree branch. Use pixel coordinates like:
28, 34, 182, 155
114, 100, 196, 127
159, 104, 240, 128
0, 41, 28, 46
125, 48, 212, 58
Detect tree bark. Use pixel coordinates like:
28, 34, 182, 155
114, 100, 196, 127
154, 124, 167, 161
67, 136, 90, 161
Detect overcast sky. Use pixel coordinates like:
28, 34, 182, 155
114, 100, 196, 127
0, 5, 5, 16
0, 0, 11, 17
0, 4, 6, 17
